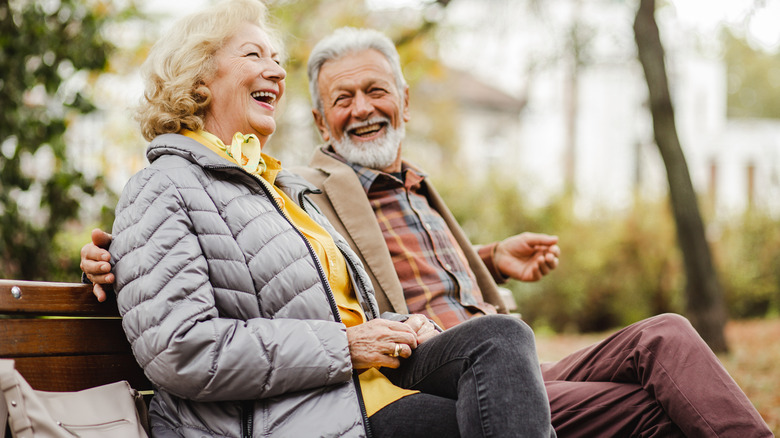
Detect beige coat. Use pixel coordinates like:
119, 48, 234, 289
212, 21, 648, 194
292, 147, 508, 316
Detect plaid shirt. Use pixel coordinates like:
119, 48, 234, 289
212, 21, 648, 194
333, 152, 496, 329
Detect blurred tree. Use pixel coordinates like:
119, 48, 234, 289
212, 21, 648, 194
562, 0, 595, 198
0, 0, 131, 280
634, 0, 728, 352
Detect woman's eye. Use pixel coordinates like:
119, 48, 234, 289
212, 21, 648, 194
246, 52, 260, 58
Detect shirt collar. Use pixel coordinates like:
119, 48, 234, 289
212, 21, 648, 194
323, 146, 427, 194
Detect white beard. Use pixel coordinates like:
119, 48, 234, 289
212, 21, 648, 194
330, 117, 405, 170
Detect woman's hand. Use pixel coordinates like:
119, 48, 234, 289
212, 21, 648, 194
347, 319, 418, 369
403, 314, 439, 344
346, 315, 440, 370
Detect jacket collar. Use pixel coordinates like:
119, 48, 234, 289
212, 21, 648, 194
147, 133, 321, 200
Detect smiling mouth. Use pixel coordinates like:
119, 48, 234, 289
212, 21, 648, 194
349, 122, 386, 138
251, 91, 276, 106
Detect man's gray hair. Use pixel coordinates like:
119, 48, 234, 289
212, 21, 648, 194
307, 27, 407, 115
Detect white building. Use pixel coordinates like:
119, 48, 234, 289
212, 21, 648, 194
435, 0, 780, 218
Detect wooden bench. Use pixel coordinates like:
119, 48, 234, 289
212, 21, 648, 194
0, 279, 152, 436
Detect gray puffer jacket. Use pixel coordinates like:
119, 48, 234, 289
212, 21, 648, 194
110, 134, 379, 438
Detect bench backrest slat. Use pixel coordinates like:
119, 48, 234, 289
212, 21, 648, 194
0, 319, 129, 356
0, 280, 117, 316
0, 279, 153, 393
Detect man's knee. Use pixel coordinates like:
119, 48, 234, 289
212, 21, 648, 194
652, 312, 691, 327
638, 313, 705, 352
645, 313, 696, 336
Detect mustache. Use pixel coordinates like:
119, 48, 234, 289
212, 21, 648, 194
344, 116, 392, 133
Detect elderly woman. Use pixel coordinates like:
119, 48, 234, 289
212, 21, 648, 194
111, 1, 554, 437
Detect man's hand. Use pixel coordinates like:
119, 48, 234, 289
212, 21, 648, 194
347, 319, 419, 370
79, 228, 114, 302
403, 314, 439, 344
494, 232, 560, 282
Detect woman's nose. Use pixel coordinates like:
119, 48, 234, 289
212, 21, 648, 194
263, 61, 286, 81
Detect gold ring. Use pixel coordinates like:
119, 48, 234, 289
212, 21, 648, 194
391, 343, 401, 358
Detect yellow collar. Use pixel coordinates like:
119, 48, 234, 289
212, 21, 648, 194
182, 129, 282, 184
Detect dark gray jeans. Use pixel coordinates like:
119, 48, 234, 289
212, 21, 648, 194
373, 315, 556, 438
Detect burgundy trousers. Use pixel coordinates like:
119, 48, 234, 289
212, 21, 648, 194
541, 313, 773, 437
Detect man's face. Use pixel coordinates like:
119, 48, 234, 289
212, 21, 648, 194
313, 49, 410, 171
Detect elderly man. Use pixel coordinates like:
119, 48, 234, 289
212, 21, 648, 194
296, 30, 561, 326
82, 27, 772, 437
296, 28, 772, 437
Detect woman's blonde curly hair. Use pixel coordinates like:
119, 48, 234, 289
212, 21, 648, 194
136, 0, 284, 141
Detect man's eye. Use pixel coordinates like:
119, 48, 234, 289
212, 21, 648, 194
246, 52, 260, 58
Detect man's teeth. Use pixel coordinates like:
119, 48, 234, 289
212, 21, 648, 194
352, 123, 382, 136
251, 91, 275, 104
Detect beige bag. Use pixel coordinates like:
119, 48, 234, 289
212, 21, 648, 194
0, 359, 149, 438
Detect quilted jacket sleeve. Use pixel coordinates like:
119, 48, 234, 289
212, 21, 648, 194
110, 166, 354, 402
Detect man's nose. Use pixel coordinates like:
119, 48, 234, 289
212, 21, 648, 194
351, 92, 373, 119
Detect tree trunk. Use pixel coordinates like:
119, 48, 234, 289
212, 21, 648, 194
633, 0, 728, 352
563, 0, 584, 198
563, 25, 579, 197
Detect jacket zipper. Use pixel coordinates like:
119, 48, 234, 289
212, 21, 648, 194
241, 401, 253, 438
298, 192, 379, 321
261, 180, 375, 438
296, 194, 376, 437
214, 164, 373, 438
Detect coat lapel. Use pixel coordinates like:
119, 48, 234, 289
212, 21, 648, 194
307, 150, 410, 314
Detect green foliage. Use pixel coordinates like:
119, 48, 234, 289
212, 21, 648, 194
0, 0, 121, 281
512, 198, 688, 333
724, 30, 780, 119
715, 212, 780, 318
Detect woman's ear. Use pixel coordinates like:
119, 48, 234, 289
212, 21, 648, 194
194, 83, 210, 103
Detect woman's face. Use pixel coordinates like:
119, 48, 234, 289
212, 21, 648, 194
203, 22, 286, 146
